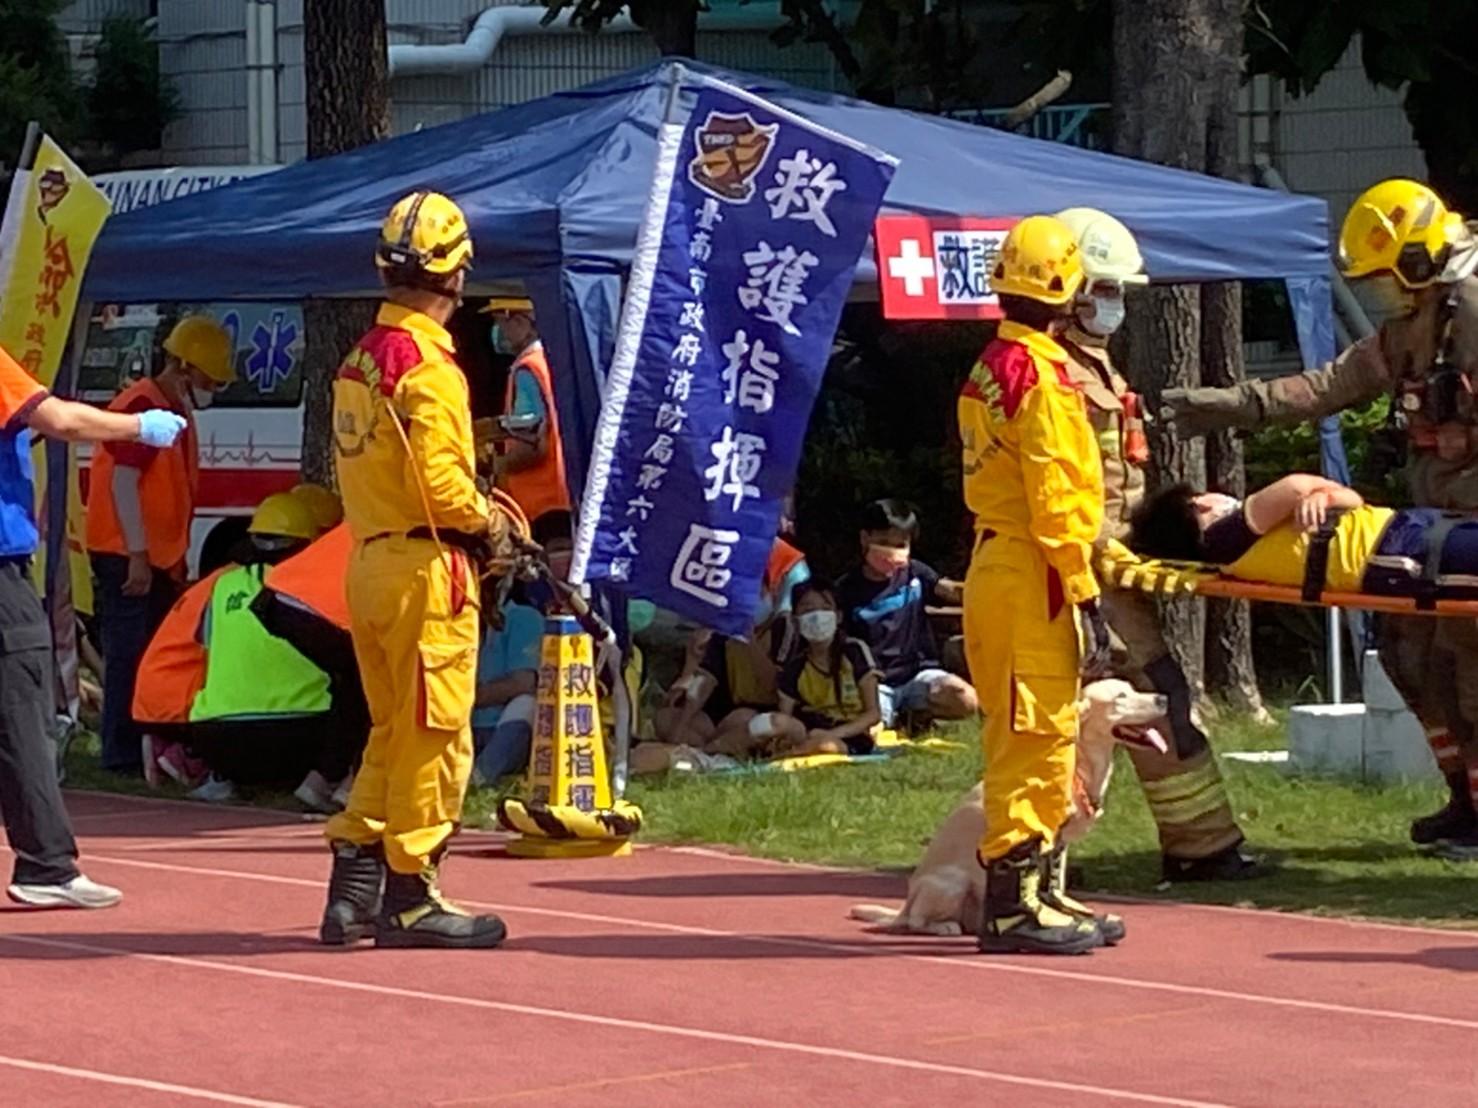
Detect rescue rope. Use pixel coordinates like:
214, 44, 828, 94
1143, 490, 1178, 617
383, 399, 533, 616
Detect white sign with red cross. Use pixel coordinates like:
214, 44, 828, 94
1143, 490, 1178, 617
874, 215, 1020, 320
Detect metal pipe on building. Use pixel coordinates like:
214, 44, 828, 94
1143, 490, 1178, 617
388, 3, 789, 79
245, 1, 279, 165
244, 1, 259, 163
258, 0, 278, 164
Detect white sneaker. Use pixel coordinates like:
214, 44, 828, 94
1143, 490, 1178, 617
189, 775, 237, 803
8, 874, 122, 909
293, 771, 339, 814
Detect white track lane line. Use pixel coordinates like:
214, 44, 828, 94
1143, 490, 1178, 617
0, 931, 1231, 1108
0, 1052, 304, 1107
58, 791, 1478, 942
66, 851, 1478, 1034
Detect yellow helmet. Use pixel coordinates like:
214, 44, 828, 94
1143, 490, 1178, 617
991, 215, 1085, 306
1338, 179, 1458, 289
163, 315, 235, 384
376, 190, 473, 276
289, 483, 343, 534
249, 493, 316, 541
1053, 207, 1148, 285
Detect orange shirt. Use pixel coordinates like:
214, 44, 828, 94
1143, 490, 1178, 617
85, 378, 198, 569
500, 341, 570, 524
0, 345, 46, 426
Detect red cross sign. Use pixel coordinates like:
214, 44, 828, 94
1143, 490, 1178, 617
874, 215, 1019, 320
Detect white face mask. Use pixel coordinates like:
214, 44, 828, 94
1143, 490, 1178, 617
190, 385, 216, 410
797, 610, 838, 644
1079, 293, 1126, 336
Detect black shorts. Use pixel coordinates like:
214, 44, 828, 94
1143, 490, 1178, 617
794, 709, 876, 756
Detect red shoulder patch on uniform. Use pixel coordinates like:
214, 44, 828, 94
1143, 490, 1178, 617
338, 327, 424, 397
965, 339, 1041, 420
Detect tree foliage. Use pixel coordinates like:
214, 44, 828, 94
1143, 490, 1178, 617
88, 16, 181, 158
543, 0, 702, 57
0, 0, 79, 164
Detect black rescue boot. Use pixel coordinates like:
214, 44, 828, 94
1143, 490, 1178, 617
1162, 841, 1263, 883
375, 856, 507, 950
1041, 844, 1124, 946
1411, 771, 1476, 845
977, 840, 1101, 956
320, 841, 385, 946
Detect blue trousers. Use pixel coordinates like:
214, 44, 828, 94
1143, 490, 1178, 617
91, 553, 178, 775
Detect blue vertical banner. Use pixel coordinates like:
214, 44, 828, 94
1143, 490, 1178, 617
573, 76, 897, 637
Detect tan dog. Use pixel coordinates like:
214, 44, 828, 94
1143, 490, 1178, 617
850, 678, 1168, 936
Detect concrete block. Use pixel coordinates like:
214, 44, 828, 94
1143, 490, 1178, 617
1363, 706, 1438, 783
1361, 650, 1409, 711
1288, 703, 1366, 776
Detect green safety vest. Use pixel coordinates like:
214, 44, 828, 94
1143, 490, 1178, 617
189, 563, 332, 723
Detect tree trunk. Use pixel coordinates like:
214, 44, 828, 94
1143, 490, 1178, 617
1199, 11, 1268, 720
632, 0, 698, 57
300, 0, 391, 485
1111, 0, 1222, 693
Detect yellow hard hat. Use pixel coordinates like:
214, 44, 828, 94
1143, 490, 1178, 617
480, 296, 534, 315
249, 492, 316, 541
289, 483, 343, 534
1053, 208, 1148, 285
1338, 179, 1457, 289
376, 190, 473, 276
163, 315, 235, 385
991, 215, 1085, 305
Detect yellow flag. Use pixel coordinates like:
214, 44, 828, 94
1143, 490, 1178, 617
0, 135, 111, 602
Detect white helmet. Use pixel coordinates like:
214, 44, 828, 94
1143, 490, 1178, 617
1054, 208, 1148, 285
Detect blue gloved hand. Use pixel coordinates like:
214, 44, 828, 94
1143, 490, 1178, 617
137, 409, 187, 448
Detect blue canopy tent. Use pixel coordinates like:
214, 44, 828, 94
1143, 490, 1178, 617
84, 58, 1345, 495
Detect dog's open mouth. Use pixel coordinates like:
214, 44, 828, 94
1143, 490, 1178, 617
1112, 724, 1169, 753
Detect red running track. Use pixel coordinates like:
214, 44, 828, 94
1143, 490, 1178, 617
3, 790, 1477, 1107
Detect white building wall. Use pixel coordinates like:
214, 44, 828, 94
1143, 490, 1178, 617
1264, 40, 1427, 234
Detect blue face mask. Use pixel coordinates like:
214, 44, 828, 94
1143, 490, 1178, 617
489, 323, 514, 356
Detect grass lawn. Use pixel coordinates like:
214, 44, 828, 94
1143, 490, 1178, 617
61, 709, 1478, 928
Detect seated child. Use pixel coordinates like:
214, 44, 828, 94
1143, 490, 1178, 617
837, 498, 977, 725
472, 595, 542, 785
1129, 473, 1478, 600
766, 579, 883, 757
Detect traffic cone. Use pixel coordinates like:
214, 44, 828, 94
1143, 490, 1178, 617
498, 615, 640, 858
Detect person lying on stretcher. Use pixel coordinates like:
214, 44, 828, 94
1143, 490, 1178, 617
1129, 474, 1478, 600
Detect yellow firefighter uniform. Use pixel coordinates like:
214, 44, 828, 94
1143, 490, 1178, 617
960, 320, 1104, 861
324, 302, 489, 875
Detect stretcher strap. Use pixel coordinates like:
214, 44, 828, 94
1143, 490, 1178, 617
1418, 513, 1463, 611
1301, 508, 1346, 604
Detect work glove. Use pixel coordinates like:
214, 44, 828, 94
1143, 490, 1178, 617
484, 506, 518, 577
137, 409, 187, 448
1159, 386, 1258, 440
1077, 598, 1112, 680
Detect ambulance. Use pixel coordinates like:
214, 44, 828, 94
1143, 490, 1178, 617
79, 166, 302, 572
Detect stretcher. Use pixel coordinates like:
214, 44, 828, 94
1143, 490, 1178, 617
1096, 545, 1478, 616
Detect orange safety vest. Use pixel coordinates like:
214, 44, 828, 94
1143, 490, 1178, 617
131, 567, 227, 725
85, 377, 198, 570
261, 523, 353, 631
500, 342, 570, 524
